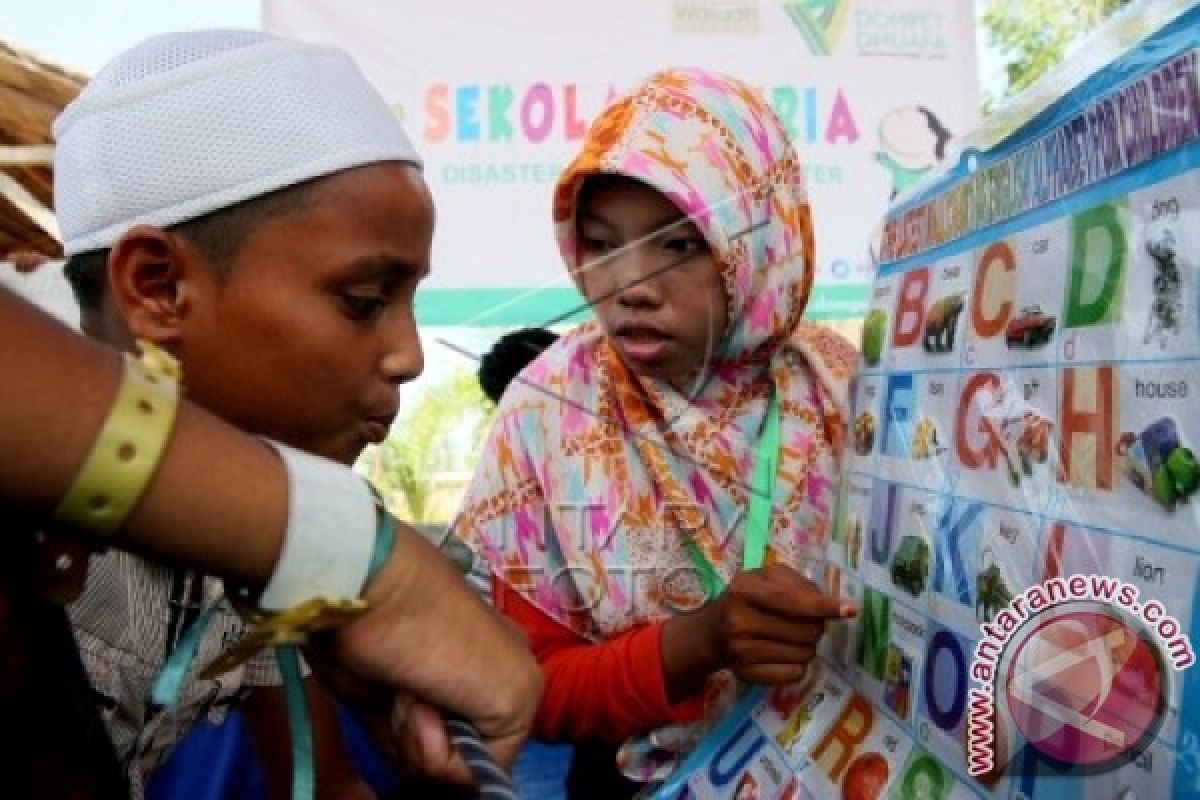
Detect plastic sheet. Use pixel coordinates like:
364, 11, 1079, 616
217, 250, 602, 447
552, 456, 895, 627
657, 2, 1200, 797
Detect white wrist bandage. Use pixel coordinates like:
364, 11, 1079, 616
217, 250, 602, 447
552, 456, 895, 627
258, 441, 376, 612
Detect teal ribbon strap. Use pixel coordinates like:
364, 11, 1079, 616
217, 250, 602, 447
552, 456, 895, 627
150, 601, 219, 707
279, 489, 397, 800
277, 645, 314, 800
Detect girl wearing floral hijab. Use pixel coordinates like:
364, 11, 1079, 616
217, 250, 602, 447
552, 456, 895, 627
454, 67, 858, 795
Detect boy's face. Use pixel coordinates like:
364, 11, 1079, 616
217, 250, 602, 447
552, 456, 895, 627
574, 177, 728, 386
177, 163, 433, 465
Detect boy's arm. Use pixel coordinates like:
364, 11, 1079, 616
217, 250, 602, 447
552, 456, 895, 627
241, 678, 376, 800
2, 287, 541, 785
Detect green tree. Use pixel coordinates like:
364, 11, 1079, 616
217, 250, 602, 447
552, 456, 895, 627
370, 369, 492, 525
982, 0, 1136, 111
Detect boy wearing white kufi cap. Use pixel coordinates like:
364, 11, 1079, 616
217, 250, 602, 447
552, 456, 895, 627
55, 29, 432, 799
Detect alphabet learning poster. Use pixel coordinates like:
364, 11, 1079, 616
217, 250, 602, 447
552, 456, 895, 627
657, 4, 1200, 799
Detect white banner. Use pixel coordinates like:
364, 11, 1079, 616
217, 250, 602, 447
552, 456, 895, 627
265, 0, 979, 324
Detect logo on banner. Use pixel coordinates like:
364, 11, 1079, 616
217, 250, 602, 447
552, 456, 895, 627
854, 3, 950, 59
965, 575, 1194, 778
673, 0, 761, 34
781, 1, 850, 56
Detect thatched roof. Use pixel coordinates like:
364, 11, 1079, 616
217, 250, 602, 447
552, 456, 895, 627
0, 40, 85, 258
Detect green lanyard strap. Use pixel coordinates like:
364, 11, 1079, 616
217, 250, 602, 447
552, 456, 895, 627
683, 386, 780, 598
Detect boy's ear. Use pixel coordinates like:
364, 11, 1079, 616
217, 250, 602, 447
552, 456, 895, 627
107, 225, 207, 347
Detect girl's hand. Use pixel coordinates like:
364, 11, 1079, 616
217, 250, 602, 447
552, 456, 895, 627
663, 564, 856, 698
704, 564, 854, 684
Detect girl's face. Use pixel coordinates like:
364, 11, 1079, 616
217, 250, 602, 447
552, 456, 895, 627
574, 177, 729, 385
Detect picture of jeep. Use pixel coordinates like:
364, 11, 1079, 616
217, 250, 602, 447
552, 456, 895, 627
1005, 305, 1056, 348
890, 535, 930, 596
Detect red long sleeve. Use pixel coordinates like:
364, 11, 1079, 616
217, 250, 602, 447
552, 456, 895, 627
495, 578, 705, 743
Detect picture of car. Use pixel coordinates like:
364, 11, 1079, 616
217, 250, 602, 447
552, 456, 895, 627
1005, 305, 1057, 348
890, 535, 930, 596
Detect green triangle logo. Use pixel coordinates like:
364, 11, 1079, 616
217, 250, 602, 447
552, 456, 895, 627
782, 0, 851, 56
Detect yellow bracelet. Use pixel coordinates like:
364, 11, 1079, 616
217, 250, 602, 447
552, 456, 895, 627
53, 341, 181, 537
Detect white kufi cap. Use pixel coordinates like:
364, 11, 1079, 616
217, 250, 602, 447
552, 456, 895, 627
54, 29, 422, 255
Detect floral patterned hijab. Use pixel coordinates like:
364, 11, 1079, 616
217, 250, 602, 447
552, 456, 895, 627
454, 66, 857, 779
